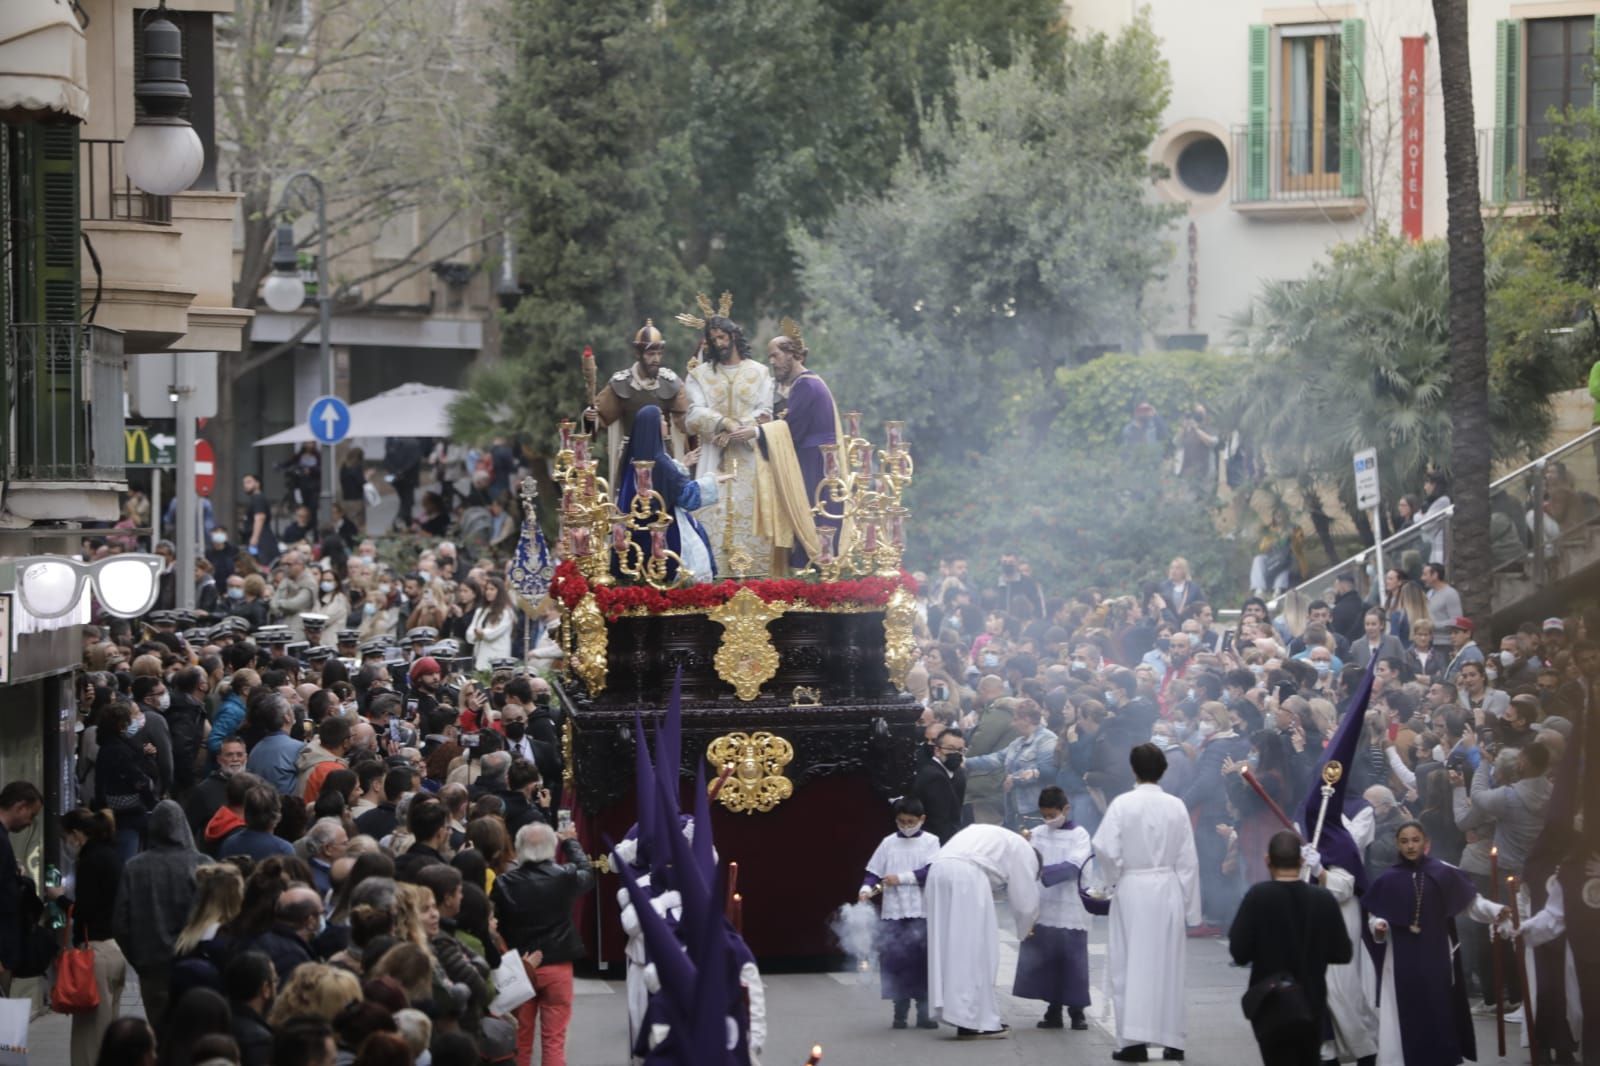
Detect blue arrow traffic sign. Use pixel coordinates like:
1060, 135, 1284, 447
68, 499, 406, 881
308, 395, 351, 445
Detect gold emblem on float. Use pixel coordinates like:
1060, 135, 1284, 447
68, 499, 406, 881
709, 587, 785, 701
706, 731, 795, 814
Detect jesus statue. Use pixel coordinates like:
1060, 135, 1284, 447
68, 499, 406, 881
684, 313, 775, 576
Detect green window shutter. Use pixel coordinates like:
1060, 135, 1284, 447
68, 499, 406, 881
1339, 18, 1366, 197
16, 121, 80, 325
1493, 19, 1521, 203
1246, 24, 1270, 201
14, 121, 83, 479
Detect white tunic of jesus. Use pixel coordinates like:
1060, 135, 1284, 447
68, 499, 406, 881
925, 824, 1041, 1032
1092, 782, 1201, 1053
685, 356, 774, 576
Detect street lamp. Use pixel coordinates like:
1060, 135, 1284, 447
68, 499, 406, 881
260, 223, 307, 312
261, 172, 336, 514
124, 5, 205, 197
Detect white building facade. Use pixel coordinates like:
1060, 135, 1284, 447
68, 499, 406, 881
1070, 0, 1598, 347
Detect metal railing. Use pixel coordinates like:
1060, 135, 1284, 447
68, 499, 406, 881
1269, 425, 1600, 611
1231, 123, 1365, 203
79, 139, 171, 225
1476, 123, 1581, 205
6, 323, 126, 482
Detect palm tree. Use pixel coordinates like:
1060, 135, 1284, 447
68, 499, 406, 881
1432, 0, 1492, 626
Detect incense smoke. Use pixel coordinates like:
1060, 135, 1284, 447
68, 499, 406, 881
829, 901, 877, 978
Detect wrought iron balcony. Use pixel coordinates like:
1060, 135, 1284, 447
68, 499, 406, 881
5, 323, 125, 482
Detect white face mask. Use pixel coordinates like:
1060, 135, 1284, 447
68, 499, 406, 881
321, 581, 335, 593
1500, 650, 1516, 667
897, 824, 923, 838
1486, 667, 1499, 682
377, 584, 392, 598
1198, 720, 1218, 737
1043, 813, 1068, 829
156, 692, 170, 711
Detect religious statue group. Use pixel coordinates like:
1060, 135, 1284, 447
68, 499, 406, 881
587, 294, 841, 583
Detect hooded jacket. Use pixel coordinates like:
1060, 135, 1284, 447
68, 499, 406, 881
113, 800, 203, 971
293, 740, 344, 799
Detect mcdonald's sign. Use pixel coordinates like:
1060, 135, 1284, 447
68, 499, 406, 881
124, 426, 176, 467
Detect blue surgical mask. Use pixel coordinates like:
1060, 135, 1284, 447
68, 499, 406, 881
1314, 661, 1332, 676
126, 714, 145, 737
363, 603, 377, 617
228, 587, 244, 600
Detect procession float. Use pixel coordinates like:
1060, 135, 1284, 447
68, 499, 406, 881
516, 297, 924, 965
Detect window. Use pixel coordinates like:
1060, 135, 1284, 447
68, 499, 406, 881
1490, 16, 1597, 202
1527, 17, 1594, 171
1242, 20, 1364, 203
1281, 27, 1342, 191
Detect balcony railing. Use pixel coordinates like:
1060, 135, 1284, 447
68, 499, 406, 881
1475, 123, 1590, 205
1231, 123, 1365, 203
6, 324, 126, 482
1270, 424, 1600, 613
79, 139, 171, 225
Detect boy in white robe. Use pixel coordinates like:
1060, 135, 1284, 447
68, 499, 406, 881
1015, 786, 1093, 1030
922, 823, 1041, 1038
859, 797, 942, 1029
1093, 741, 1201, 1062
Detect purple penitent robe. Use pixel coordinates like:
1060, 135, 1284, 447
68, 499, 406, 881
1363, 853, 1480, 1066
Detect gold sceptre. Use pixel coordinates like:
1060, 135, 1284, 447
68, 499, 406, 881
1310, 760, 1343, 849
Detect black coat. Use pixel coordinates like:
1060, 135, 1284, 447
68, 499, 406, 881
246, 922, 315, 982
231, 1003, 273, 1066
184, 771, 230, 845
166, 692, 207, 793
1329, 589, 1367, 647
70, 839, 122, 942
394, 843, 449, 883
490, 841, 593, 965
912, 760, 967, 844
1227, 880, 1352, 1037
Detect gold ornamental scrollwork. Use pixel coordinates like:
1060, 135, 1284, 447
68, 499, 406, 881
706, 731, 795, 814
708, 586, 785, 701
571, 592, 608, 694
882, 584, 917, 690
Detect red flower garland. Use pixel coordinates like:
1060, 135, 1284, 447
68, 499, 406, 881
550, 558, 917, 621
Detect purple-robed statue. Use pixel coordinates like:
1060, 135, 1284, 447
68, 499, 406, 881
762, 326, 840, 568
1362, 822, 1505, 1066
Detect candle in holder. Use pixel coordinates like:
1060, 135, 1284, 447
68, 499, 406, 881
863, 522, 879, 552
561, 487, 577, 514
572, 434, 590, 465
844, 411, 862, 439
863, 448, 877, 477
611, 521, 627, 552
581, 465, 597, 497
890, 514, 905, 548
820, 445, 841, 480
570, 526, 592, 556
815, 522, 835, 564
651, 528, 667, 559
633, 459, 654, 495
885, 420, 904, 451
558, 420, 575, 452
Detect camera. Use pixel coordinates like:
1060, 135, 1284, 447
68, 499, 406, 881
459, 731, 481, 749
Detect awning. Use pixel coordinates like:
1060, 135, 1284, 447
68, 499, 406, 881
0, 0, 89, 121
253, 382, 463, 446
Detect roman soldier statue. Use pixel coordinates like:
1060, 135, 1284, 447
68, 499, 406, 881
591, 319, 689, 489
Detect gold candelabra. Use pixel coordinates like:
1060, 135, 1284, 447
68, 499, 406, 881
554, 421, 693, 591
809, 414, 913, 579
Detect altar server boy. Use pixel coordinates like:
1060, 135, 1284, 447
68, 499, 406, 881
1016, 786, 1094, 1029
860, 797, 942, 1028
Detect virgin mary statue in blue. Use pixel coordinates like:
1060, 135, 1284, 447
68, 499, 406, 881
613, 405, 720, 584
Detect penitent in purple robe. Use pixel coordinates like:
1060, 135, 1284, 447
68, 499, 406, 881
781, 371, 839, 568
1362, 854, 1485, 1066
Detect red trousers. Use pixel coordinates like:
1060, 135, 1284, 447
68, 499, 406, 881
515, 961, 575, 1066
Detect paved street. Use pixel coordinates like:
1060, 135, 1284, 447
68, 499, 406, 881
20, 905, 1543, 1066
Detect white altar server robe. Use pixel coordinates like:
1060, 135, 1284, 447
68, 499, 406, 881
1092, 782, 1201, 1052
925, 824, 1041, 1031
